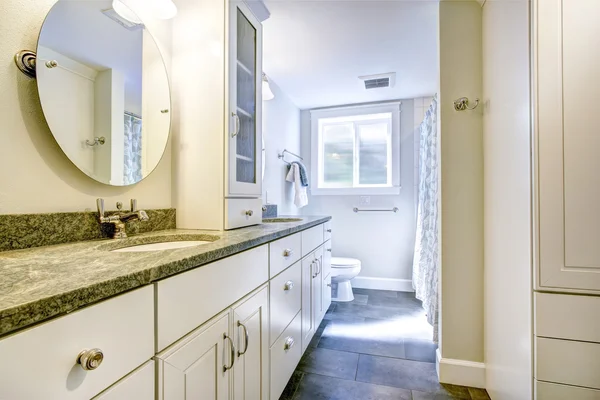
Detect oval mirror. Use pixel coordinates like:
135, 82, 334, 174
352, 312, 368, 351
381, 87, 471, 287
37, 0, 170, 186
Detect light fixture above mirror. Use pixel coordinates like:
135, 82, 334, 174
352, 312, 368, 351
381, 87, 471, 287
113, 0, 177, 23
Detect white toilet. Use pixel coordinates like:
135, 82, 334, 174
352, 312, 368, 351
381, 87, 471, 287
330, 257, 362, 302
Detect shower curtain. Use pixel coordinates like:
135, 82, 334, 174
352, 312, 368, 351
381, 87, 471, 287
123, 113, 143, 185
412, 97, 440, 343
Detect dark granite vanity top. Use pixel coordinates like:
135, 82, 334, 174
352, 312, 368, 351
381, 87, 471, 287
0, 216, 330, 337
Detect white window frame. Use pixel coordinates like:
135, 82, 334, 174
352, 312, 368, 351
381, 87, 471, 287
310, 102, 401, 195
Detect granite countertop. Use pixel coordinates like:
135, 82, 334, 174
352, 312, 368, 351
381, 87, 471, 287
0, 216, 331, 337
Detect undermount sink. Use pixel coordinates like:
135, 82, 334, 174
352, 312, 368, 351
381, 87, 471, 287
111, 241, 211, 253
104, 234, 220, 253
263, 218, 303, 223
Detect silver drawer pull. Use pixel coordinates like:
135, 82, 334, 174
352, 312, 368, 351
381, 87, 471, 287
223, 333, 235, 372
327, 283, 332, 287
326, 229, 332, 233
327, 248, 332, 252
284, 336, 295, 351
77, 348, 103, 371
237, 321, 249, 357
245, 210, 254, 217
283, 248, 294, 257
284, 280, 294, 291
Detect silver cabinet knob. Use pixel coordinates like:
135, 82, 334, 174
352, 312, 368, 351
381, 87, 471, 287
283, 248, 294, 257
327, 248, 332, 252
327, 283, 332, 287
77, 348, 104, 371
284, 336, 295, 351
284, 280, 294, 291
161, 109, 169, 113
45, 60, 58, 68
245, 210, 254, 217
327, 229, 332, 233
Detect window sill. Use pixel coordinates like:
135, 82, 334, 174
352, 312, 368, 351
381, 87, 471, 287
310, 186, 401, 196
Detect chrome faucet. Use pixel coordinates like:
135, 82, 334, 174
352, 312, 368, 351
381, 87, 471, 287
97, 198, 149, 239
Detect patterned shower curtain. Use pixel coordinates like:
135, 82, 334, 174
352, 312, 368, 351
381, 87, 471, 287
412, 97, 440, 343
123, 113, 142, 185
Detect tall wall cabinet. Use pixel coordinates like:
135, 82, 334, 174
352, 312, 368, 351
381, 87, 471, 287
173, 0, 263, 230
534, 0, 600, 397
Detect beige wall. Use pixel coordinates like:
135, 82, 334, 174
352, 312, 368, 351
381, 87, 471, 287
482, 0, 532, 399
0, 0, 172, 214
438, 0, 484, 366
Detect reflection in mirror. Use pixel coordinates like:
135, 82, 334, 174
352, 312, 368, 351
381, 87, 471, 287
37, 0, 170, 186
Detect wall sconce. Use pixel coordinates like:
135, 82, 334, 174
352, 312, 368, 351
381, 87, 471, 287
262, 73, 275, 101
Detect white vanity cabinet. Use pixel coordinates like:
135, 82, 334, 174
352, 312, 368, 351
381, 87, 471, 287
156, 286, 269, 400
533, 1, 600, 396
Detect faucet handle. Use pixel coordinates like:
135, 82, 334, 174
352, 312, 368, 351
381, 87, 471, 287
130, 199, 137, 212
96, 198, 105, 218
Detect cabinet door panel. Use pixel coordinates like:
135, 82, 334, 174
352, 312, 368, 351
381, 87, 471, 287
158, 313, 230, 400
536, 0, 600, 292
233, 286, 269, 400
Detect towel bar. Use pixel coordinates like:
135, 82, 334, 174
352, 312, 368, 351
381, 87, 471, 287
353, 207, 399, 213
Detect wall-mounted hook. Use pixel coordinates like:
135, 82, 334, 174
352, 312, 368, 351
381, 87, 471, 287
86, 137, 106, 147
14, 50, 37, 78
453, 97, 480, 111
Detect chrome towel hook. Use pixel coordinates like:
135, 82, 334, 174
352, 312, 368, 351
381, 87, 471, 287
453, 97, 479, 111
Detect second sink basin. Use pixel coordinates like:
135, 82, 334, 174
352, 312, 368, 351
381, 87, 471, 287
111, 241, 211, 253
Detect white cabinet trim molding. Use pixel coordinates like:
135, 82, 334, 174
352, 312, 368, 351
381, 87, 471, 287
351, 276, 414, 292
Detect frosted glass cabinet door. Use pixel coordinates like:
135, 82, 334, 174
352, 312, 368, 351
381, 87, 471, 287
535, 0, 600, 293
228, 2, 263, 197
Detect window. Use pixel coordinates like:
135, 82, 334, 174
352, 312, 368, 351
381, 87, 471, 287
310, 103, 401, 195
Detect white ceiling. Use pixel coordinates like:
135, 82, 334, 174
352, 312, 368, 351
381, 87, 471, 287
262, 0, 439, 110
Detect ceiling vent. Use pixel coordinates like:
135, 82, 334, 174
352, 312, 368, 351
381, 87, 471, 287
359, 72, 396, 90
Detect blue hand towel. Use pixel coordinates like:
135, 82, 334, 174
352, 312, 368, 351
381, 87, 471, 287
290, 161, 309, 187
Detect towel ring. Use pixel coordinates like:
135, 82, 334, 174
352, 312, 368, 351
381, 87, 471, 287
278, 149, 303, 166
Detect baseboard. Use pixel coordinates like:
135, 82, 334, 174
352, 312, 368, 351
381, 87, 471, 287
436, 349, 486, 389
351, 276, 414, 292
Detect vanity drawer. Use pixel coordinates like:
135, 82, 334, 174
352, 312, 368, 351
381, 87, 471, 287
324, 220, 332, 241
0, 286, 153, 400
269, 232, 302, 278
322, 239, 332, 278
156, 245, 268, 351
270, 262, 302, 345
535, 292, 600, 343
302, 225, 324, 257
536, 380, 600, 400
94, 360, 154, 400
536, 337, 600, 390
270, 311, 302, 400
224, 198, 262, 229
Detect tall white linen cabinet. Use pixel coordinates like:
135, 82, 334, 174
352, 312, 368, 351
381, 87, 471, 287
533, 0, 600, 397
172, 0, 264, 230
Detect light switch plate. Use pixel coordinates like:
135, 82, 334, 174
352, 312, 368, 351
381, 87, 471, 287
359, 196, 371, 206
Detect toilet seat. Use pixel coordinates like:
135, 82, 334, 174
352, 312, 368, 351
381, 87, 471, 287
331, 257, 361, 268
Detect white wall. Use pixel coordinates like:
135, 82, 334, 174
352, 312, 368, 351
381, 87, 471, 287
299, 99, 417, 287
262, 80, 301, 215
437, 0, 484, 384
0, 0, 172, 214
482, 1, 532, 399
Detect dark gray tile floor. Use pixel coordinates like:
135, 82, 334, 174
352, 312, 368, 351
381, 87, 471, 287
280, 288, 490, 400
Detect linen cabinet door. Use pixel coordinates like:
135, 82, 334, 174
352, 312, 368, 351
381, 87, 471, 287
232, 286, 269, 400
535, 0, 600, 293
227, 0, 263, 197
157, 313, 231, 400
301, 255, 316, 352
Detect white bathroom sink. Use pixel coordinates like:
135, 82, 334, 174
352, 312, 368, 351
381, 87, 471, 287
111, 241, 211, 253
